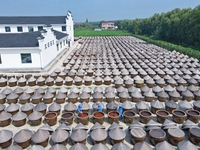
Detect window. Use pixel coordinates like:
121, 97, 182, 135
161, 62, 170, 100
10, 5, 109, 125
63, 41, 65, 46
0, 55, 2, 64
28, 26, 34, 32
5, 26, 11, 32
57, 44, 59, 51
60, 42, 62, 49
38, 26, 43, 31
21, 53, 32, 63
17, 26, 23, 32
62, 26, 66, 31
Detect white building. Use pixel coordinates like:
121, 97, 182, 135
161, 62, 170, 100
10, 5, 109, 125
0, 11, 74, 70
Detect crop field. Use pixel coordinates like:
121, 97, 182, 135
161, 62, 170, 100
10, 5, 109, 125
74, 29, 132, 36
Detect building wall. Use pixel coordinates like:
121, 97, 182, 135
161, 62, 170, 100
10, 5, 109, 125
66, 12, 74, 46
38, 26, 68, 69
0, 48, 41, 70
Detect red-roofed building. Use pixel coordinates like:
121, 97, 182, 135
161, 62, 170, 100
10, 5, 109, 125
101, 21, 115, 30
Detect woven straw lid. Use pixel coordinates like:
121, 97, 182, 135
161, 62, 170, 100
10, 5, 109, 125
70, 87, 80, 94
28, 111, 43, 120
105, 86, 115, 93
106, 101, 118, 110
14, 87, 24, 94
119, 91, 129, 98
68, 92, 78, 99
90, 122, 106, 131
82, 87, 92, 93
182, 89, 194, 97
80, 92, 90, 99
45, 77, 54, 82
145, 119, 161, 127
7, 92, 18, 100
79, 102, 90, 110
162, 119, 176, 127
155, 141, 175, 150
35, 88, 45, 95
117, 86, 126, 93
14, 129, 33, 143
151, 100, 163, 109
130, 127, 146, 138
34, 102, 47, 111
168, 128, 185, 138
24, 87, 35, 94
1, 88, 12, 95
0, 111, 11, 121
70, 129, 88, 142
19, 92, 31, 100
0, 130, 13, 143
49, 102, 61, 112
129, 121, 143, 130
39, 124, 54, 132
133, 142, 153, 150
28, 145, 45, 150
0, 93, 6, 100
0, 104, 5, 111
141, 85, 150, 93
31, 129, 49, 143
64, 102, 77, 111
55, 76, 63, 82
55, 92, 66, 99
93, 87, 103, 93
178, 141, 198, 150
157, 91, 169, 98
51, 129, 69, 143
131, 91, 142, 98
105, 91, 116, 98
0, 77, 7, 82
91, 128, 107, 141
122, 101, 133, 109
56, 123, 71, 131
69, 143, 88, 150
73, 123, 88, 131
8, 77, 17, 83
43, 92, 54, 99
165, 100, 178, 109
178, 100, 192, 110
36, 76, 45, 82
21, 103, 34, 111
49, 144, 68, 150
111, 142, 131, 150
152, 86, 162, 93
109, 128, 125, 140
28, 77, 36, 82
91, 143, 109, 150
59, 87, 68, 94
135, 101, 148, 110
92, 92, 103, 99
6, 103, 20, 112
144, 90, 155, 97
12, 111, 27, 121
6, 145, 22, 150
169, 90, 180, 98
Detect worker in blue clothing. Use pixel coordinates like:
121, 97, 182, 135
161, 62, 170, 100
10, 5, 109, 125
77, 105, 82, 114
117, 101, 123, 120
97, 102, 103, 112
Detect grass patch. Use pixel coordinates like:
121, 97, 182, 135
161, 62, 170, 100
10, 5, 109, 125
134, 35, 200, 60
74, 29, 131, 37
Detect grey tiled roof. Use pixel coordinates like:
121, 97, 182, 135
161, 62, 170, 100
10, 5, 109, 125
0, 16, 66, 24
0, 30, 68, 48
0, 31, 40, 48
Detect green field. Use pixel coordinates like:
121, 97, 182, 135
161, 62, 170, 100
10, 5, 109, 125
74, 29, 131, 36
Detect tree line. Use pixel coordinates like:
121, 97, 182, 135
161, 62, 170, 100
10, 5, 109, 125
115, 5, 200, 50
